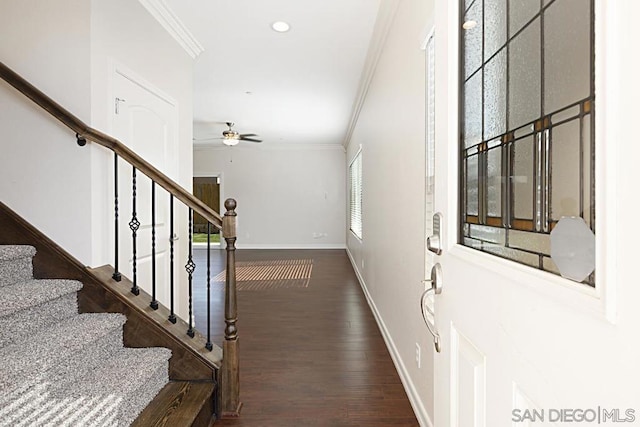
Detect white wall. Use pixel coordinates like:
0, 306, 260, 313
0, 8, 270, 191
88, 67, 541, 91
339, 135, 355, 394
194, 145, 346, 249
89, 0, 194, 267
0, 0, 194, 319
346, 0, 435, 424
89, 0, 195, 318
0, 0, 93, 263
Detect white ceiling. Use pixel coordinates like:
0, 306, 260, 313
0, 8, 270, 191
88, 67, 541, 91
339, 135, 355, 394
164, 0, 382, 146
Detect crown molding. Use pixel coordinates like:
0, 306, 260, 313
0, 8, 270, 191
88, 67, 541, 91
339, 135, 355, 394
194, 142, 346, 152
138, 0, 204, 59
342, 0, 401, 148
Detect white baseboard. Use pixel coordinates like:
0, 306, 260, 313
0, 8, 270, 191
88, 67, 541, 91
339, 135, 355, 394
234, 243, 346, 250
346, 248, 434, 427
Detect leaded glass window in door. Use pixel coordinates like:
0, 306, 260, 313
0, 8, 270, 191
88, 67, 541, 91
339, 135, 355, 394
459, 0, 595, 285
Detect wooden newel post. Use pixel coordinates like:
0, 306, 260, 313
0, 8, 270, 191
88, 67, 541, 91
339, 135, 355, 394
221, 198, 242, 417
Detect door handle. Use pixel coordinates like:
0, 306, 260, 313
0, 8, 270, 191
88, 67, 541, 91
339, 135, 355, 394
420, 263, 443, 352
427, 213, 443, 255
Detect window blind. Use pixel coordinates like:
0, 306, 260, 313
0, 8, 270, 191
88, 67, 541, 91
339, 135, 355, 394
349, 151, 362, 239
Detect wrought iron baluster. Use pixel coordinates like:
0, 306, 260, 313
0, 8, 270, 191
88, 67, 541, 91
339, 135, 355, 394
112, 153, 121, 281
129, 166, 140, 295
168, 195, 177, 324
206, 221, 213, 351
185, 208, 196, 338
150, 181, 158, 310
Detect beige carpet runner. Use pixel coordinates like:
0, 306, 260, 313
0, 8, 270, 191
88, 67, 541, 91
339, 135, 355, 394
212, 259, 313, 290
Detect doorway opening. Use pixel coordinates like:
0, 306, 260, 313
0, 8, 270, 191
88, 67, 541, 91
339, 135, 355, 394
192, 175, 221, 247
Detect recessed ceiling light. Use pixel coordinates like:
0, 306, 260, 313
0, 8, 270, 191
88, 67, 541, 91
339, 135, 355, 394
271, 21, 290, 33
462, 20, 477, 30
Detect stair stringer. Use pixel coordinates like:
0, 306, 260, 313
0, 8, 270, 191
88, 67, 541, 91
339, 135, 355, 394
0, 201, 222, 424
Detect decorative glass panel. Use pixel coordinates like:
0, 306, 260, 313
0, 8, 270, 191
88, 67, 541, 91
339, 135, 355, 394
484, 48, 507, 140
509, 230, 551, 255
509, 0, 539, 37
550, 119, 581, 221
543, 0, 591, 114
459, 0, 595, 286
512, 136, 534, 220
583, 113, 593, 228
487, 147, 502, 217
508, 19, 541, 130
464, 0, 483, 79
464, 72, 482, 147
542, 256, 560, 275
467, 155, 479, 216
426, 33, 436, 236
470, 225, 506, 245
464, 237, 484, 249
484, 0, 506, 61
551, 104, 580, 125
483, 244, 540, 267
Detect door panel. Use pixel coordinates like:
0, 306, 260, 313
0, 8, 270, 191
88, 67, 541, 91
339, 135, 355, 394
432, 1, 639, 426
112, 68, 177, 308
451, 325, 486, 427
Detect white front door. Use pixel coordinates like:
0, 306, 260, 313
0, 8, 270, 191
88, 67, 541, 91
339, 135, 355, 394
111, 66, 178, 308
431, 1, 640, 426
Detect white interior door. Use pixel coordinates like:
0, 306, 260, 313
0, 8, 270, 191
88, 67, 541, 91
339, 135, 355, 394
431, 1, 640, 426
111, 66, 178, 308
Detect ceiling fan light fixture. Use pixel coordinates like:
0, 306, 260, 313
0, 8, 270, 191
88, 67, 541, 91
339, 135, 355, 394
223, 136, 240, 146
271, 21, 290, 33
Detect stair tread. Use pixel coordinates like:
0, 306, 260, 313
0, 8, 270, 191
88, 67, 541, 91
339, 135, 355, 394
132, 381, 216, 427
1, 347, 171, 427
57, 346, 171, 397
0, 245, 35, 261
0, 313, 126, 386
0, 278, 82, 318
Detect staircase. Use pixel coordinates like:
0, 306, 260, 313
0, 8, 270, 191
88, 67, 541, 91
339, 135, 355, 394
0, 245, 171, 426
0, 61, 240, 426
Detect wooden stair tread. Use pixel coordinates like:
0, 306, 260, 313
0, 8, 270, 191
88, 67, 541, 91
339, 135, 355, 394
132, 381, 216, 427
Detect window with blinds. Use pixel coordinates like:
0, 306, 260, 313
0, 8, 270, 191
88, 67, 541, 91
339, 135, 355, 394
349, 150, 362, 239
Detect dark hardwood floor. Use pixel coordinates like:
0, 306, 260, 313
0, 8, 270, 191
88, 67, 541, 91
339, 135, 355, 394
192, 248, 419, 426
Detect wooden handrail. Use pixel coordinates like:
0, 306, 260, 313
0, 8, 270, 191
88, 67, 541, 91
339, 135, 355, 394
1, 60, 241, 418
0, 61, 223, 229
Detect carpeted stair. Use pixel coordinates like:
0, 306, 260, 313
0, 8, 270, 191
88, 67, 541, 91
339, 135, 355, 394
0, 245, 171, 426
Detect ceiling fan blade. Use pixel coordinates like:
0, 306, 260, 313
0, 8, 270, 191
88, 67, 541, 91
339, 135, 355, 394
240, 137, 262, 143
239, 133, 257, 138
193, 137, 223, 141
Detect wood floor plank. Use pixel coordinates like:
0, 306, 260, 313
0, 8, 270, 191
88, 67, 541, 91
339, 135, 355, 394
132, 381, 215, 427
192, 249, 418, 426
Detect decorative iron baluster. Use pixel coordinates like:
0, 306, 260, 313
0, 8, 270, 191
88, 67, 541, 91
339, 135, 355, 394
168, 194, 177, 324
112, 153, 122, 281
129, 166, 140, 295
150, 181, 158, 310
185, 208, 196, 338
206, 221, 213, 351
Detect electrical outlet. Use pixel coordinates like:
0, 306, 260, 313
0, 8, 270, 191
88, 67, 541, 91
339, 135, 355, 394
415, 343, 421, 369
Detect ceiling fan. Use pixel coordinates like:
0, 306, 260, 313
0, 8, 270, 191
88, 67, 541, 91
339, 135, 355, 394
194, 122, 262, 146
